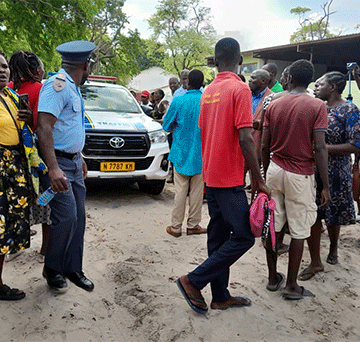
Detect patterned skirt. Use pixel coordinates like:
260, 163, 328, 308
0, 144, 31, 255
316, 154, 356, 226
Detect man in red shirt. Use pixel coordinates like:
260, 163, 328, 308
176, 38, 269, 314
262, 59, 330, 300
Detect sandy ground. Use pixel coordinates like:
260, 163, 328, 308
2, 180, 360, 342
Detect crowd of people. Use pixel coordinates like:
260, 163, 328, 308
0, 36, 360, 316
152, 38, 360, 312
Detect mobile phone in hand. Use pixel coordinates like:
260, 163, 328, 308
19, 93, 29, 110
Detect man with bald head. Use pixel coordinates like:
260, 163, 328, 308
172, 69, 189, 99
248, 69, 272, 162
168, 77, 180, 96
262, 63, 283, 93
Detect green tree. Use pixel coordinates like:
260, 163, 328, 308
95, 30, 165, 85
148, 0, 215, 76
89, 0, 129, 72
0, 0, 131, 77
0, 0, 164, 83
290, 0, 339, 43
0, 0, 98, 70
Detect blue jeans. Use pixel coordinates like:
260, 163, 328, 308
40, 155, 86, 273
188, 186, 254, 302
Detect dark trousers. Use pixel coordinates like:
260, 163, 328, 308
41, 155, 86, 273
188, 185, 254, 302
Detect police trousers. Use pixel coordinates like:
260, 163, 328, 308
41, 154, 86, 273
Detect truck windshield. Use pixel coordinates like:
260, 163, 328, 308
81, 85, 141, 114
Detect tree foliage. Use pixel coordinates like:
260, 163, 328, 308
0, 0, 92, 69
95, 30, 166, 85
290, 0, 340, 44
0, 0, 158, 84
148, 0, 216, 77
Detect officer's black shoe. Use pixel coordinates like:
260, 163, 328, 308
43, 266, 68, 292
65, 272, 94, 291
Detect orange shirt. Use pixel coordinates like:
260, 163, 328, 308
199, 72, 253, 187
0, 94, 20, 145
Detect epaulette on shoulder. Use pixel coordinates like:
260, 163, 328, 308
53, 73, 67, 92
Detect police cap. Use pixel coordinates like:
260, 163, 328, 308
56, 40, 96, 62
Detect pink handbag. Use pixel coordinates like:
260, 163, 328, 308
249, 193, 276, 251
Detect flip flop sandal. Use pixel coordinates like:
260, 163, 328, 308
266, 272, 285, 291
326, 254, 338, 265
0, 284, 26, 301
282, 286, 315, 300
298, 267, 323, 281
176, 278, 208, 314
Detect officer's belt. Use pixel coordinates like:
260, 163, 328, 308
55, 150, 78, 160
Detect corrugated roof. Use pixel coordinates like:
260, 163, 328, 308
244, 33, 360, 54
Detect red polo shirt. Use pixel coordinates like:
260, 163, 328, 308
199, 72, 253, 187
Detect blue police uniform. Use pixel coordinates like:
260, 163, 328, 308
38, 41, 95, 278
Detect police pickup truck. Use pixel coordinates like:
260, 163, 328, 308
80, 76, 169, 195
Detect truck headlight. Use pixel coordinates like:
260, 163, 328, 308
148, 130, 167, 144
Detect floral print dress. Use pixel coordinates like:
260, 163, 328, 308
0, 145, 30, 254
317, 101, 360, 226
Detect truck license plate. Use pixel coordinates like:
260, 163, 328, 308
100, 162, 135, 172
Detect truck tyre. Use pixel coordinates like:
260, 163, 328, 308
138, 180, 165, 195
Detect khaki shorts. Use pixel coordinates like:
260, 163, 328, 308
266, 161, 317, 239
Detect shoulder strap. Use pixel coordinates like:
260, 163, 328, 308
0, 94, 22, 143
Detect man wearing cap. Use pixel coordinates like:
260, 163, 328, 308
139, 90, 153, 116
140, 90, 151, 107
37, 40, 95, 292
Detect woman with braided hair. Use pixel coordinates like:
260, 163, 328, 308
8, 51, 44, 131
0, 50, 44, 299
8, 51, 50, 259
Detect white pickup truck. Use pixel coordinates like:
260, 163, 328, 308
80, 78, 169, 195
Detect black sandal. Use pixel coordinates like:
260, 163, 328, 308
0, 284, 26, 300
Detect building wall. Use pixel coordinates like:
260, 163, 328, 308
241, 54, 260, 75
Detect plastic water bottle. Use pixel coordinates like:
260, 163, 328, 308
37, 187, 55, 206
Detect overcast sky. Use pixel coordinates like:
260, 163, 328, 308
123, 0, 360, 50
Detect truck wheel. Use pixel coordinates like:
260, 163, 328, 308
138, 180, 165, 195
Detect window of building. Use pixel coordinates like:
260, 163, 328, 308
241, 63, 258, 74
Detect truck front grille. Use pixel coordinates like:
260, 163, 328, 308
83, 130, 150, 157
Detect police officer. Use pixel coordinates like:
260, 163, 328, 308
37, 41, 95, 292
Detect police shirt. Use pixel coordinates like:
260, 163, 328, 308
38, 69, 85, 153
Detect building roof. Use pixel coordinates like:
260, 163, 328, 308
244, 33, 360, 73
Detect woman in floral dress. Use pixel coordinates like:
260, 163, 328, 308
299, 71, 360, 280
0, 51, 34, 300
8, 50, 50, 259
